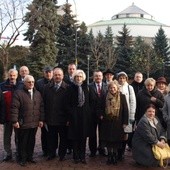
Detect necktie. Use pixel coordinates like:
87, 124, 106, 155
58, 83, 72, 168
28, 90, 33, 100
55, 84, 59, 91
97, 84, 101, 97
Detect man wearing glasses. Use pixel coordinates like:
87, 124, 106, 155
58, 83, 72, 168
11, 75, 44, 166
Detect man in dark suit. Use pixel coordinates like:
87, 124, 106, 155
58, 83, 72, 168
63, 63, 77, 154
43, 67, 68, 161
36, 66, 53, 157
89, 70, 108, 157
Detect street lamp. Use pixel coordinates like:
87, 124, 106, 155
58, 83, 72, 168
72, 0, 78, 67
87, 55, 90, 85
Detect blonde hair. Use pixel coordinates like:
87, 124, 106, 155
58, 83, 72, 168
108, 80, 120, 90
144, 78, 156, 86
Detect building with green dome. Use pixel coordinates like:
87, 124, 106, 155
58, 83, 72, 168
88, 3, 170, 44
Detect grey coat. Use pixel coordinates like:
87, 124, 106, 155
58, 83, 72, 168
163, 93, 170, 139
132, 115, 166, 167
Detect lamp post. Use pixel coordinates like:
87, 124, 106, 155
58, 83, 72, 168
72, 0, 78, 67
87, 55, 90, 85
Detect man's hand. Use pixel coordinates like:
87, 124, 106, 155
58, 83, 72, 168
13, 122, 20, 128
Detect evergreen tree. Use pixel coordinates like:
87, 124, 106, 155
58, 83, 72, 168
115, 24, 133, 76
77, 22, 91, 71
153, 26, 170, 78
153, 26, 170, 62
57, 2, 78, 71
24, 0, 58, 79
131, 36, 163, 78
103, 26, 116, 70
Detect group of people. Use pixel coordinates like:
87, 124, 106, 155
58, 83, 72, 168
0, 64, 170, 168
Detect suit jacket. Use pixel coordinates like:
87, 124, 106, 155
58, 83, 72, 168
89, 82, 108, 121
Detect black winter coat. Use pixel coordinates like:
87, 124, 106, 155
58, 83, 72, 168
43, 81, 68, 126
136, 87, 164, 124
66, 82, 92, 140
100, 93, 128, 142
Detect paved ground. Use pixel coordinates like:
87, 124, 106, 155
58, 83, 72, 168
0, 125, 164, 170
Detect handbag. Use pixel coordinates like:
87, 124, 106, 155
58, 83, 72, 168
152, 143, 170, 168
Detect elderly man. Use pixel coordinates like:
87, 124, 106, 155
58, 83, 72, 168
36, 66, 53, 157
0, 69, 22, 161
88, 70, 108, 157
19, 66, 30, 81
44, 67, 68, 161
11, 75, 44, 166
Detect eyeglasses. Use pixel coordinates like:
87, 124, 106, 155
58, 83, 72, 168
27, 81, 34, 84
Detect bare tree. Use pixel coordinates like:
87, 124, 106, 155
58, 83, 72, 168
0, 0, 27, 79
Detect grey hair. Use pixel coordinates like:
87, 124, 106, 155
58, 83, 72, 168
73, 69, 86, 81
23, 75, 34, 82
8, 69, 18, 75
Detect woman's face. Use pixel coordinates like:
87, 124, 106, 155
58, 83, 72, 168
145, 107, 155, 120
75, 73, 83, 84
146, 83, 155, 91
157, 82, 166, 91
109, 84, 118, 94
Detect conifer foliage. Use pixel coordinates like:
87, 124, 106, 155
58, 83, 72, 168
24, 0, 58, 78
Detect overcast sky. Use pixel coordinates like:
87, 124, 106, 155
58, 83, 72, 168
15, 0, 170, 46
58, 0, 170, 26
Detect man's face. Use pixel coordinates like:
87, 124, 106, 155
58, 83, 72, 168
68, 64, 76, 76
134, 73, 143, 83
93, 72, 103, 83
24, 77, 35, 90
8, 71, 18, 84
53, 69, 64, 83
105, 73, 114, 82
20, 66, 29, 78
44, 71, 53, 80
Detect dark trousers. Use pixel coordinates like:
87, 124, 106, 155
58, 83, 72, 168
47, 125, 67, 158
18, 128, 37, 162
89, 120, 102, 155
73, 138, 86, 160
41, 126, 48, 155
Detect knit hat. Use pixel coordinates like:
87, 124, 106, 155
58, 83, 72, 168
117, 71, 128, 78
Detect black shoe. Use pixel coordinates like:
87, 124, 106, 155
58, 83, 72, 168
46, 155, 55, 161
81, 159, 87, 164
3, 155, 12, 161
19, 161, 26, 166
59, 157, 66, 161
74, 159, 80, 164
98, 148, 107, 156
27, 159, 36, 164
111, 153, 118, 165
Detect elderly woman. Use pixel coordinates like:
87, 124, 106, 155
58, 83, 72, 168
100, 80, 128, 165
132, 104, 166, 167
136, 78, 164, 126
156, 77, 168, 97
66, 69, 91, 164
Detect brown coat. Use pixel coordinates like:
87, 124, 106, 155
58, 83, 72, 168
10, 88, 44, 129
